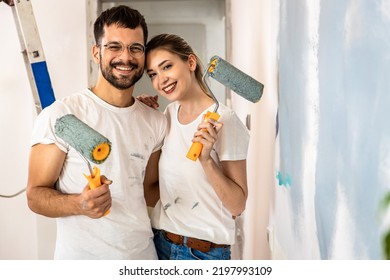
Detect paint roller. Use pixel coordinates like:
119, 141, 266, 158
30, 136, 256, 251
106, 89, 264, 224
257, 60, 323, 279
54, 114, 112, 213
186, 55, 264, 161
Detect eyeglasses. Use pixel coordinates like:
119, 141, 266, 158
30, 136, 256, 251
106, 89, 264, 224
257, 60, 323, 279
101, 42, 145, 58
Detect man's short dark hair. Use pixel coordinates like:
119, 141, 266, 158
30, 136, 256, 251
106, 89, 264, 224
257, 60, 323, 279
94, 5, 148, 45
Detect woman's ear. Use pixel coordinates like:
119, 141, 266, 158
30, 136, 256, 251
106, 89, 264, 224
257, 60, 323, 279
188, 54, 197, 71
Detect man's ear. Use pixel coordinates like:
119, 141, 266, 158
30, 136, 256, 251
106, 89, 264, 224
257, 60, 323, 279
92, 45, 100, 64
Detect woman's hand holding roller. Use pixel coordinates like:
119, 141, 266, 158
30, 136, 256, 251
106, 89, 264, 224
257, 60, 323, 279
192, 117, 223, 162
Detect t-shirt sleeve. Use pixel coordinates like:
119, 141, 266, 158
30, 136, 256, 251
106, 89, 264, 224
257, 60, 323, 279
215, 109, 250, 161
151, 112, 168, 153
30, 101, 71, 154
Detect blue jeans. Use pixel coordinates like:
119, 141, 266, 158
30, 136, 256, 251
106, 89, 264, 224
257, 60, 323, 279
153, 229, 231, 260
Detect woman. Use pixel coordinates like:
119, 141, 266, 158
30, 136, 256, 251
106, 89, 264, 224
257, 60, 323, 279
143, 34, 249, 260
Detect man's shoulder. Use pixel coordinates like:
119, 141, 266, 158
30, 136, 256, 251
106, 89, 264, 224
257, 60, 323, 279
135, 99, 165, 117
60, 89, 89, 103
133, 100, 168, 139
35, 89, 93, 122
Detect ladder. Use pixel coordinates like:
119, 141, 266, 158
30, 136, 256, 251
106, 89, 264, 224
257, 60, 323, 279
0, 0, 55, 199
1, 0, 55, 114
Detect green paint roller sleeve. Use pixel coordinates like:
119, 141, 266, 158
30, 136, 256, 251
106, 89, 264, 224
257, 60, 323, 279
55, 114, 111, 216
208, 55, 264, 103
54, 114, 111, 164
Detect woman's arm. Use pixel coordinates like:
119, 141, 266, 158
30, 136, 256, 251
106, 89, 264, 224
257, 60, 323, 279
193, 119, 248, 216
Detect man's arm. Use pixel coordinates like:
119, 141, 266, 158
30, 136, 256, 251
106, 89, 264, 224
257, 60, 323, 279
143, 150, 161, 208
26, 143, 112, 218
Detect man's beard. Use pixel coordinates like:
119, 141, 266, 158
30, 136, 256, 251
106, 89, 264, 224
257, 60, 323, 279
100, 56, 143, 90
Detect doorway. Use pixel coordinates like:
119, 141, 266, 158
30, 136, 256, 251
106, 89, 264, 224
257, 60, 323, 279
87, 0, 228, 111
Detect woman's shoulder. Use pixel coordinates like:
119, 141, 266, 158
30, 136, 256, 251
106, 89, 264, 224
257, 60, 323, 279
163, 101, 179, 115
217, 103, 237, 119
217, 103, 248, 132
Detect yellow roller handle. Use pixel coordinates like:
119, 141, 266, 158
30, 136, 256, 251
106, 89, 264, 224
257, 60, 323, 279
84, 166, 101, 189
186, 111, 220, 161
84, 166, 110, 215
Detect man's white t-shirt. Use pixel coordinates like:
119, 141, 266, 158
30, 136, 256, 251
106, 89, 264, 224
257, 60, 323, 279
31, 89, 167, 259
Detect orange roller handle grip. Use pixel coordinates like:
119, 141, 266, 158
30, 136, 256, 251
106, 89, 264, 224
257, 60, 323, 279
84, 166, 110, 215
186, 111, 220, 161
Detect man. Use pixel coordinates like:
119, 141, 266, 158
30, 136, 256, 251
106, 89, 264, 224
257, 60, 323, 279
26, 5, 167, 259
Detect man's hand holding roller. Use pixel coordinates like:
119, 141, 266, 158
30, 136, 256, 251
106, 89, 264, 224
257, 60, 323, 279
79, 176, 112, 219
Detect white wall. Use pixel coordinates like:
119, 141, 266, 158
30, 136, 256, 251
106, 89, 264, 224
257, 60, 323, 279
0, 4, 35, 259
228, 0, 279, 259
275, 0, 390, 259
0, 0, 88, 259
